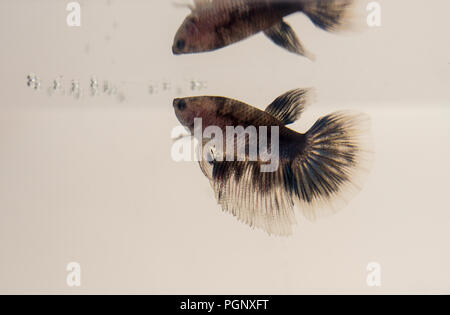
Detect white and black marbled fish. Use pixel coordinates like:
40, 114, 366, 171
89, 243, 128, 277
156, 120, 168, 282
173, 88, 372, 236
172, 0, 355, 58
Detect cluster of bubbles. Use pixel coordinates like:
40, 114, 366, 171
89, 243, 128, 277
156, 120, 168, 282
26, 74, 126, 102
148, 81, 172, 95
148, 79, 208, 96
26, 74, 209, 102
26, 74, 41, 90
190, 80, 208, 91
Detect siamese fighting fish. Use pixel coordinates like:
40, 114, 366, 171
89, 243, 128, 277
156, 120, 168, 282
173, 89, 372, 236
172, 0, 355, 58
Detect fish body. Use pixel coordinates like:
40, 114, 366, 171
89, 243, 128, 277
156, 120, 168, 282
173, 0, 354, 58
173, 89, 371, 236
174, 94, 303, 159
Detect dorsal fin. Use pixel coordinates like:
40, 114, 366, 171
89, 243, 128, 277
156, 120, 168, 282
265, 88, 315, 125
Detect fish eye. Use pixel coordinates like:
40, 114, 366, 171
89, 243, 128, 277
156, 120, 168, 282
176, 39, 186, 51
177, 99, 187, 111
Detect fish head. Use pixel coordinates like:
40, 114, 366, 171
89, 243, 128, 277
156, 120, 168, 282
172, 14, 217, 54
173, 96, 220, 133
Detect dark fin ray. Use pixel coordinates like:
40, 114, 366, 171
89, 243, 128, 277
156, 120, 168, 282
196, 112, 372, 236
265, 88, 315, 125
263, 20, 315, 60
295, 111, 372, 221
198, 153, 297, 236
302, 0, 355, 32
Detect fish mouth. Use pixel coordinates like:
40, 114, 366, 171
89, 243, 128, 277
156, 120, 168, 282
172, 46, 182, 55
172, 44, 185, 55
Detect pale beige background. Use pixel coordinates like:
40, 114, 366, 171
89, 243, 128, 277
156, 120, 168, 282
0, 0, 449, 294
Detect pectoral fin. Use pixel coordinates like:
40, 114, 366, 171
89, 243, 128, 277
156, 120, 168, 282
264, 21, 316, 60
265, 88, 315, 125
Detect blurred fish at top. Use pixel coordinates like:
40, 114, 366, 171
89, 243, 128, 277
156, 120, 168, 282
172, 0, 356, 59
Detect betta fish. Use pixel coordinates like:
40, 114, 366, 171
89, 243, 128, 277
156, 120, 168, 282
173, 88, 372, 236
172, 0, 355, 58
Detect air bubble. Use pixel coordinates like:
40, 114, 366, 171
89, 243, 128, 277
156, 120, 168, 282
26, 74, 41, 90
70, 80, 82, 100
90, 76, 99, 96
